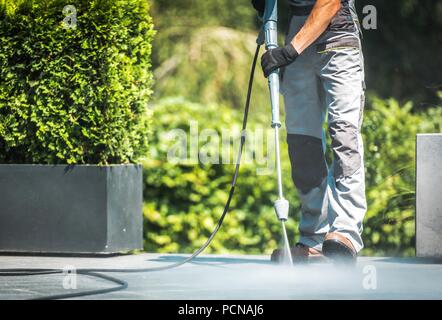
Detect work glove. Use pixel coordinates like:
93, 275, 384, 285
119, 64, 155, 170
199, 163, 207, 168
261, 44, 299, 78
251, 0, 265, 17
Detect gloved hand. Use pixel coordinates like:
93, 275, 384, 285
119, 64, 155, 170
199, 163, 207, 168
261, 44, 299, 78
251, 0, 265, 17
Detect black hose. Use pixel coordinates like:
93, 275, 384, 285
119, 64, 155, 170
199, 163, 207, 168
30, 271, 128, 301
0, 44, 261, 300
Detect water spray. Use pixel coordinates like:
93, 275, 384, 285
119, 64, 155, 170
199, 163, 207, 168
262, 0, 293, 265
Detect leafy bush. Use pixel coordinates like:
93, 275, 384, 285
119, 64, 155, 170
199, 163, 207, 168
362, 96, 442, 256
143, 97, 441, 256
0, 0, 155, 164
142, 98, 300, 254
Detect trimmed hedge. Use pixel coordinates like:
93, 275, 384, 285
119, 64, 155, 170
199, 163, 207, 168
0, 0, 155, 164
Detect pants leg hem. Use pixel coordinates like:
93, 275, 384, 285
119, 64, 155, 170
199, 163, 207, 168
299, 236, 324, 252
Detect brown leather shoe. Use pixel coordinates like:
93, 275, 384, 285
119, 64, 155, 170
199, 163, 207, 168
271, 243, 325, 264
322, 232, 357, 262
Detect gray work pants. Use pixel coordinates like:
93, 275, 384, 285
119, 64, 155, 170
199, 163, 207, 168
281, 15, 366, 252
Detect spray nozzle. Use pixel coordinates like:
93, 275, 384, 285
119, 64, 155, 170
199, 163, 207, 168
274, 198, 289, 221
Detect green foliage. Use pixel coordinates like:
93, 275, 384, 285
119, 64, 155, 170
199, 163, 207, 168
150, 0, 256, 69
0, 0, 27, 17
154, 26, 270, 110
143, 97, 441, 256
0, 0, 155, 164
142, 98, 300, 254
150, 0, 273, 110
362, 97, 442, 256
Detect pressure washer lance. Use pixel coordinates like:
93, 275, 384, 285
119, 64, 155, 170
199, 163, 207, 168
0, 34, 265, 301
262, 0, 293, 265
0, 1, 292, 300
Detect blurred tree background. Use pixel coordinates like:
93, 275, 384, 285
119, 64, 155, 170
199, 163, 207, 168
151, 0, 442, 108
144, 0, 442, 256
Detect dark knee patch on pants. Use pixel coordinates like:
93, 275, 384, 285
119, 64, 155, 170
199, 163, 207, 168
287, 134, 327, 193
329, 120, 361, 180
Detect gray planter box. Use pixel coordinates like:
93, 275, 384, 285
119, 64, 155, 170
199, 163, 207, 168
416, 134, 442, 258
0, 164, 143, 254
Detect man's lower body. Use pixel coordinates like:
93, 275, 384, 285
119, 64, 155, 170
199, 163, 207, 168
280, 14, 366, 261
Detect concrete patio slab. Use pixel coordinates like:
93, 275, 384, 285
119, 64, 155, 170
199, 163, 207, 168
0, 253, 441, 300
